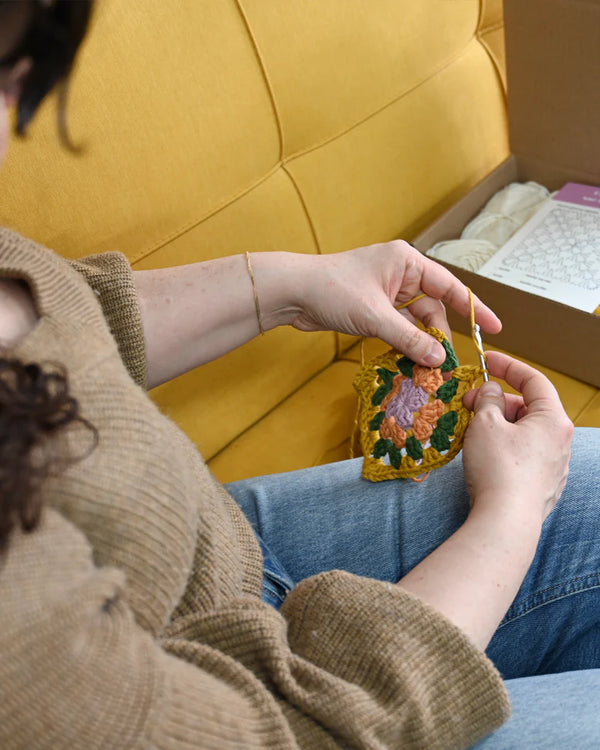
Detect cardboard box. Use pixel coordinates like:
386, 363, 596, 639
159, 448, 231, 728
413, 0, 600, 387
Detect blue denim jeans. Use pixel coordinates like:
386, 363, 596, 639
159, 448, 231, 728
226, 427, 600, 748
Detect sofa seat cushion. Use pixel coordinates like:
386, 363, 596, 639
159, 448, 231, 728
208, 359, 360, 482
151, 327, 335, 462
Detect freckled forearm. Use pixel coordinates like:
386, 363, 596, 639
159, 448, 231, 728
133, 253, 306, 388
133, 256, 255, 387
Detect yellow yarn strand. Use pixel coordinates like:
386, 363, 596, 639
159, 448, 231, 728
397, 292, 428, 310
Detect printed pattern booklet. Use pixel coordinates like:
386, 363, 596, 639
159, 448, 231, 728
477, 183, 600, 313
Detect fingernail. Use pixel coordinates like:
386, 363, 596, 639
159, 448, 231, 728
423, 342, 445, 366
480, 381, 503, 397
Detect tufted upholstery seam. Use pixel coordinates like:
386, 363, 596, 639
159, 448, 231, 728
234, 1, 324, 256
573, 391, 600, 427
476, 0, 507, 94
205, 354, 343, 464
476, 33, 507, 96
477, 0, 503, 33
234, 0, 285, 163
475, 15, 508, 97
279, 37, 481, 167
129, 164, 283, 267
280, 165, 323, 255
131, 35, 494, 270
480, 21, 504, 34
130, 0, 323, 270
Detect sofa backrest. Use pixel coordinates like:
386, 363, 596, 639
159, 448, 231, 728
0, 0, 509, 461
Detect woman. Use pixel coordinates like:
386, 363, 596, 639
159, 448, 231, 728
1, 2, 599, 748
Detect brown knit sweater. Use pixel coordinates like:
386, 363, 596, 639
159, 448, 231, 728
0, 228, 510, 750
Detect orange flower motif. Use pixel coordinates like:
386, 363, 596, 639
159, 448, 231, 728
380, 373, 404, 410
412, 365, 444, 394
412, 414, 433, 441
418, 398, 445, 425
380, 416, 407, 448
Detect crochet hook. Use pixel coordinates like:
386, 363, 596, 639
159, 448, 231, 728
473, 323, 490, 382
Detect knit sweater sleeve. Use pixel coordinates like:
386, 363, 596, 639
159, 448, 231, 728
164, 572, 511, 750
67, 253, 147, 389
0, 510, 510, 750
281, 571, 511, 748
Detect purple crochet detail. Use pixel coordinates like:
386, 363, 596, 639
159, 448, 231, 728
385, 379, 429, 429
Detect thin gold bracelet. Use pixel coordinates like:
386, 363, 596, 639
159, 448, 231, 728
244, 252, 264, 335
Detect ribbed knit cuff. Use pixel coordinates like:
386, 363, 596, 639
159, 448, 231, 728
68, 253, 147, 389
150, 648, 296, 750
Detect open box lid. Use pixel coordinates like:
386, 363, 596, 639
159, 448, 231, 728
504, 0, 600, 186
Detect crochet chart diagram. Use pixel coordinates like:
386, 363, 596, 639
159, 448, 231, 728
479, 183, 600, 313
501, 206, 600, 290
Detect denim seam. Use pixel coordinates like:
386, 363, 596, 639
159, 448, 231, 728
263, 567, 294, 591
262, 577, 291, 596
262, 582, 286, 599
500, 572, 600, 627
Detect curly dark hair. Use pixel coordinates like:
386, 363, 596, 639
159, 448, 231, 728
0, 0, 93, 139
0, 357, 97, 553
0, 2, 96, 552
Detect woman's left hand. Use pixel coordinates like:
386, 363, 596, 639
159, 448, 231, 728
289, 241, 502, 367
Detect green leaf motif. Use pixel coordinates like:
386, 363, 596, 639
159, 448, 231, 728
436, 377, 459, 403
369, 411, 386, 432
439, 338, 459, 372
377, 368, 397, 387
388, 444, 404, 469
405, 436, 423, 460
396, 357, 414, 378
431, 427, 451, 452
373, 438, 393, 459
431, 410, 458, 452
372, 384, 389, 407
437, 410, 458, 434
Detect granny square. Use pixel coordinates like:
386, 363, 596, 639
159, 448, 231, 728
353, 328, 482, 481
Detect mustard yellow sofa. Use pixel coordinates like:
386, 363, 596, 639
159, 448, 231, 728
1, 0, 598, 483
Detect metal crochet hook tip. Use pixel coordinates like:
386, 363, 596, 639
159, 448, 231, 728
473, 323, 490, 382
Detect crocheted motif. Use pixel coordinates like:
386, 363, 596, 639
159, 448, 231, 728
353, 328, 482, 481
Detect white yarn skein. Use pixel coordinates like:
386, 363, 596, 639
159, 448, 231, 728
426, 239, 498, 272
425, 182, 550, 272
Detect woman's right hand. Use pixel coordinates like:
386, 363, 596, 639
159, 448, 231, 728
462, 351, 574, 525
398, 351, 573, 650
